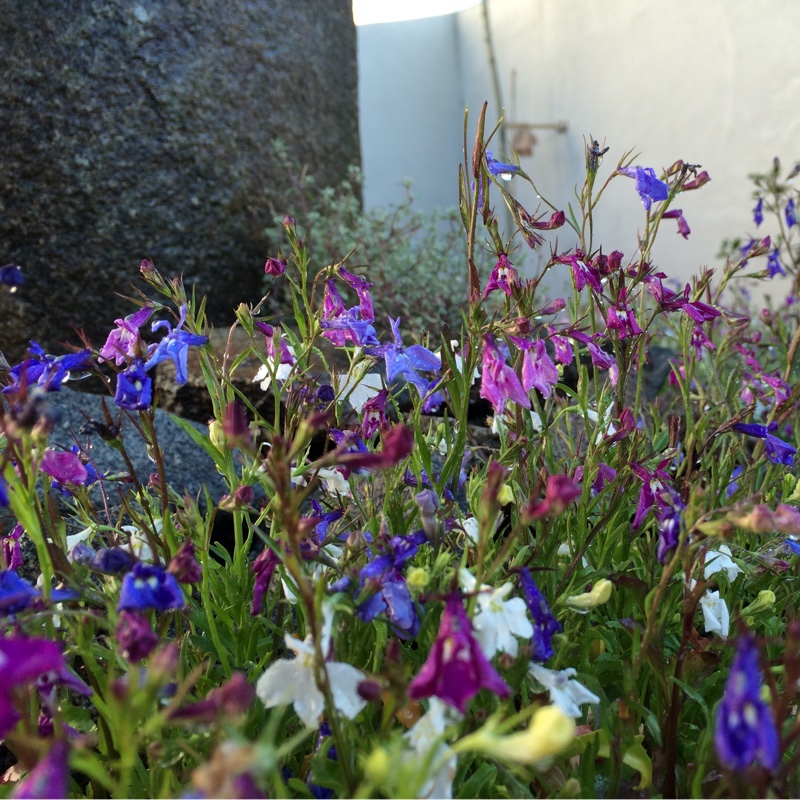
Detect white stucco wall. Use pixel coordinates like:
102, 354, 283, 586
357, 14, 464, 211
359, 1, 800, 295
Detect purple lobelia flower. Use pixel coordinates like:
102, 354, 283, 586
753, 197, 764, 227
168, 540, 203, 584
40, 449, 88, 486
114, 359, 153, 411
339, 267, 375, 322
0, 638, 74, 738
144, 305, 208, 385
714, 631, 779, 771
408, 594, 511, 713
264, 256, 287, 276
483, 253, 519, 298
548, 326, 573, 364
553, 252, 602, 293
630, 458, 672, 530
99, 306, 153, 366
518, 568, 562, 662
618, 166, 669, 210
320, 279, 380, 347
116, 610, 159, 663
360, 389, 388, 440
656, 488, 684, 565
786, 198, 798, 228
733, 421, 796, 467
12, 740, 69, 799
118, 563, 185, 612
662, 209, 691, 239
480, 335, 530, 415
334, 423, 414, 471
2, 524, 23, 571
251, 547, 282, 616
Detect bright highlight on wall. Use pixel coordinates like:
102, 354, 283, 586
352, 0, 481, 26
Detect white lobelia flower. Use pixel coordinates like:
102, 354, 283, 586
253, 345, 296, 392
459, 517, 479, 544
256, 603, 366, 728
491, 409, 543, 436
703, 544, 743, 583
459, 569, 534, 659
434, 340, 480, 386
333, 364, 384, 412
688, 578, 730, 639
404, 698, 461, 799
528, 663, 600, 718
317, 467, 352, 497
65, 526, 95, 560
120, 519, 162, 564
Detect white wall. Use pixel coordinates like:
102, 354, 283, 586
359, 0, 800, 296
357, 14, 464, 211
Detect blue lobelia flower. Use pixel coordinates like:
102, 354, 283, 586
786, 198, 798, 228
618, 166, 669, 210
373, 318, 441, 398
118, 563, 185, 612
0, 264, 24, 289
767, 249, 786, 278
356, 530, 427, 636
753, 197, 764, 227
714, 631, 779, 771
144, 305, 208, 386
0, 570, 78, 615
4, 342, 91, 395
518, 568, 562, 662
114, 359, 153, 410
733, 421, 796, 467
485, 151, 520, 179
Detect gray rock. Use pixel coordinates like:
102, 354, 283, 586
0, 0, 359, 361
48, 386, 228, 504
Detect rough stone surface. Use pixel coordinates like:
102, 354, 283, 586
48, 386, 228, 504
0, 0, 359, 361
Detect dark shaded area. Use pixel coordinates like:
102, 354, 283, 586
0, 0, 359, 361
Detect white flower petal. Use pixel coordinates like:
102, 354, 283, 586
703, 545, 743, 583
327, 662, 367, 720
699, 590, 729, 639
256, 659, 310, 709
528, 664, 599, 718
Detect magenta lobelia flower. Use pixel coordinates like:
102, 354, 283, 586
483, 253, 519, 299
98, 306, 153, 366
12, 740, 69, 799
0, 637, 90, 739
408, 594, 511, 714
511, 337, 559, 399
480, 335, 530, 415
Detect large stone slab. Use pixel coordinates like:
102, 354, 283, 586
0, 0, 359, 361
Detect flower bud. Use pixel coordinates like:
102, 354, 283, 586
456, 705, 575, 769
364, 747, 390, 784
565, 578, 613, 612
742, 590, 776, 618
